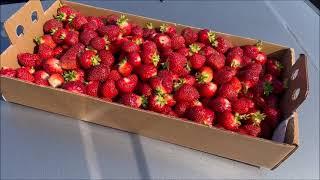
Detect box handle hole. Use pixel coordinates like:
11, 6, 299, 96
292, 88, 300, 101
31, 11, 38, 23
16, 25, 24, 37
291, 69, 299, 80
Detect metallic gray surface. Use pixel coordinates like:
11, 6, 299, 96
1, 1, 319, 179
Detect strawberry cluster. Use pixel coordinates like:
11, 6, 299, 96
0, 6, 286, 139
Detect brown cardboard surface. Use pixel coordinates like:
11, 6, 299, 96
0, 0, 308, 169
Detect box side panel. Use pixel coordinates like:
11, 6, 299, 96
0, 77, 295, 169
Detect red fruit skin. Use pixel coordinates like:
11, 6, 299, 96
34, 70, 49, 80
264, 107, 280, 129
242, 45, 260, 59
70, 15, 88, 30
198, 82, 217, 98
90, 37, 107, 50
255, 52, 267, 65
154, 34, 171, 50
189, 54, 206, 70
97, 25, 120, 42
141, 49, 159, 66
176, 47, 190, 57
34, 78, 49, 86
272, 79, 284, 94
63, 81, 86, 94
232, 97, 254, 114
214, 66, 236, 84
142, 40, 157, 52
43, 19, 63, 34
171, 34, 185, 50
79, 50, 99, 69
218, 82, 239, 101
118, 59, 133, 77
17, 53, 40, 67
116, 75, 138, 93
131, 25, 143, 37
53, 46, 64, 58
60, 43, 85, 70
218, 112, 239, 131
181, 28, 198, 45
241, 56, 252, 67
174, 102, 190, 117
101, 80, 118, 98
199, 46, 217, 58
265, 94, 279, 108
79, 30, 98, 46
52, 29, 68, 45
242, 124, 261, 137
48, 73, 64, 88
238, 63, 263, 89
209, 97, 231, 113
64, 31, 79, 46
63, 69, 84, 82
186, 106, 215, 127
214, 36, 232, 54
87, 65, 110, 82
137, 82, 152, 97
38, 44, 54, 60
226, 54, 242, 69
174, 84, 200, 103
122, 41, 140, 53
107, 69, 121, 81
148, 95, 167, 113
97, 50, 114, 67
266, 59, 282, 77
206, 52, 225, 70
105, 14, 119, 25
137, 64, 157, 81
198, 29, 211, 45
120, 93, 142, 108
43, 58, 63, 74
143, 26, 157, 40
167, 53, 188, 76
228, 47, 244, 57
16, 67, 34, 82
56, 6, 77, 21
35, 35, 56, 49
0, 67, 16, 78
127, 52, 142, 68
85, 81, 100, 97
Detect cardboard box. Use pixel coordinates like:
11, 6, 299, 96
0, 0, 309, 169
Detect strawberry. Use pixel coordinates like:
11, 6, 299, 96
198, 82, 217, 98
159, 23, 176, 37
63, 31, 79, 46
43, 19, 63, 34
131, 25, 143, 37
174, 84, 200, 103
226, 54, 242, 69
116, 74, 138, 93
263, 74, 273, 82
34, 70, 49, 80
16, 67, 34, 82
246, 111, 266, 125
141, 49, 160, 66
228, 47, 243, 57
127, 52, 142, 67
167, 52, 188, 76
142, 40, 157, 52
199, 46, 217, 58
255, 52, 267, 65
241, 56, 252, 67
173, 75, 195, 90
63, 69, 84, 82
101, 80, 118, 98
211, 35, 232, 54
70, 15, 88, 30
154, 33, 171, 50
120, 93, 146, 108
148, 94, 167, 113
272, 79, 285, 94
263, 107, 280, 129
176, 47, 190, 57
0, 67, 16, 78
86, 16, 104, 28
17, 53, 40, 67
218, 82, 239, 101
60, 43, 85, 70
34, 35, 56, 49
242, 41, 262, 59
189, 54, 205, 70
137, 82, 152, 97
137, 64, 157, 81
188, 43, 202, 55
181, 28, 198, 45
206, 52, 225, 70
122, 41, 140, 53
56, 5, 77, 22
116, 15, 132, 36
217, 112, 241, 131
186, 106, 215, 127
265, 94, 279, 108
85, 81, 100, 97
106, 70, 120, 81
43, 58, 63, 74
132, 36, 144, 45
171, 34, 185, 50
79, 30, 98, 46
164, 94, 176, 107
174, 101, 190, 117
232, 97, 254, 114
48, 73, 64, 88
118, 58, 133, 77
53, 46, 64, 58
97, 25, 120, 42
266, 59, 283, 77
209, 97, 231, 113
252, 81, 273, 97
52, 28, 68, 44
238, 63, 262, 90
105, 14, 119, 25
97, 50, 114, 67
198, 29, 215, 45
241, 124, 261, 137
143, 22, 157, 40
149, 77, 167, 95
87, 65, 110, 82
79, 50, 101, 69
38, 44, 54, 60
196, 66, 213, 84
63, 81, 86, 94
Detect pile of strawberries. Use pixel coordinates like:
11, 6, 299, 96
0, 5, 286, 139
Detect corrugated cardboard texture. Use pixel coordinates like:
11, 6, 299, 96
0, 0, 308, 169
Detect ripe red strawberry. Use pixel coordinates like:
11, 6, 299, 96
132, 36, 144, 45
63, 81, 86, 94
142, 40, 157, 52
186, 106, 215, 127
218, 82, 239, 101
199, 46, 217, 58
52, 28, 68, 44
255, 52, 267, 65
196, 66, 213, 84
137, 64, 157, 81
264, 107, 280, 129
60, 43, 85, 70
188, 43, 202, 55
265, 94, 279, 108
218, 112, 241, 131
79, 50, 101, 69
226, 54, 242, 69
86, 16, 104, 28
116, 74, 138, 93
241, 56, 252, 67
38, 44, 54, 60
70, 15, 87, 30
209, 97, 231, 113
171, 34, 185, 50
101, 80, 118, 98
105, 14, 119, 25
173, 75, 195, 90
149, 77, 167, 95
127, 52, 141, 68
242, 41, 262, 59
56, 5, 77, 22
0, 67, 16, 78
174, 101, 190, 117
198, 82, 217, 98
141, 50, 160, 66
116, 15, 132, 36
120, 93, 146, 108
137, 82, 152, 97
163, 94, 176, 107
246, 111, 266, 125
85, 81, 100, 97
189, 54, 205, 70
63, 69, 84, 82
148, 94, 167, 113
211, 36, 232, 54
143, 22, 157, 40
174, 84, 200, 103
53, 46, 64, 58
17, 53, 40, 67
252, 81, 273, 97
34, 70, 49, 80
176, 47, 189, 57
272, 79, 285, 94
87, 65, 110, 82
241, 124, 261, 137
48, 73, 64, 88
266, 59, 283, 77
167, 52, 188, 76
118, 58, 133, 77
122, 41, 140, 53
232, 97, 254, 114
238, 63, 262, 89
206, 52, 225, 70
16, 67, 34, 82
43, 58, 63, 74
198, 29, 215, 45
228, 47, 243, 57
263, 73, 273, 82
97, 25, 120, 42
131, 25, 143, 37
97, 50, 114, 67
43, 19, 63, 34
181, 28, 198, 45
79, 30, 98, 46
159, 23, 176, 37
82, 20, 98, 31
63, 30, 79, 46
34, 35, 56, 49
154, 33, 171, 50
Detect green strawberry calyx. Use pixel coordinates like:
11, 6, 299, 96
50, 28, 58, 35
91, 55, 101, 66
173, 78, 185, 91
275, 61, 284, 70
156, 95, 167, 106
151, 53, 160, 66
34, 36, 42, 45
141, 95, 148, 108
234, 113, 243, 125
145, 22, 153, 29
195, 72, 208, 84
256, 40, 263, 51
55, 13, 67, 21
63, 70, 77, 81
160, 24, 168, 33
263, 81, 273, 96
117, 15, 128, 27
250, 111, 266, 125
189, 43, 201, 54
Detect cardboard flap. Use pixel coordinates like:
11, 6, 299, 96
280, 54, 309, 118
